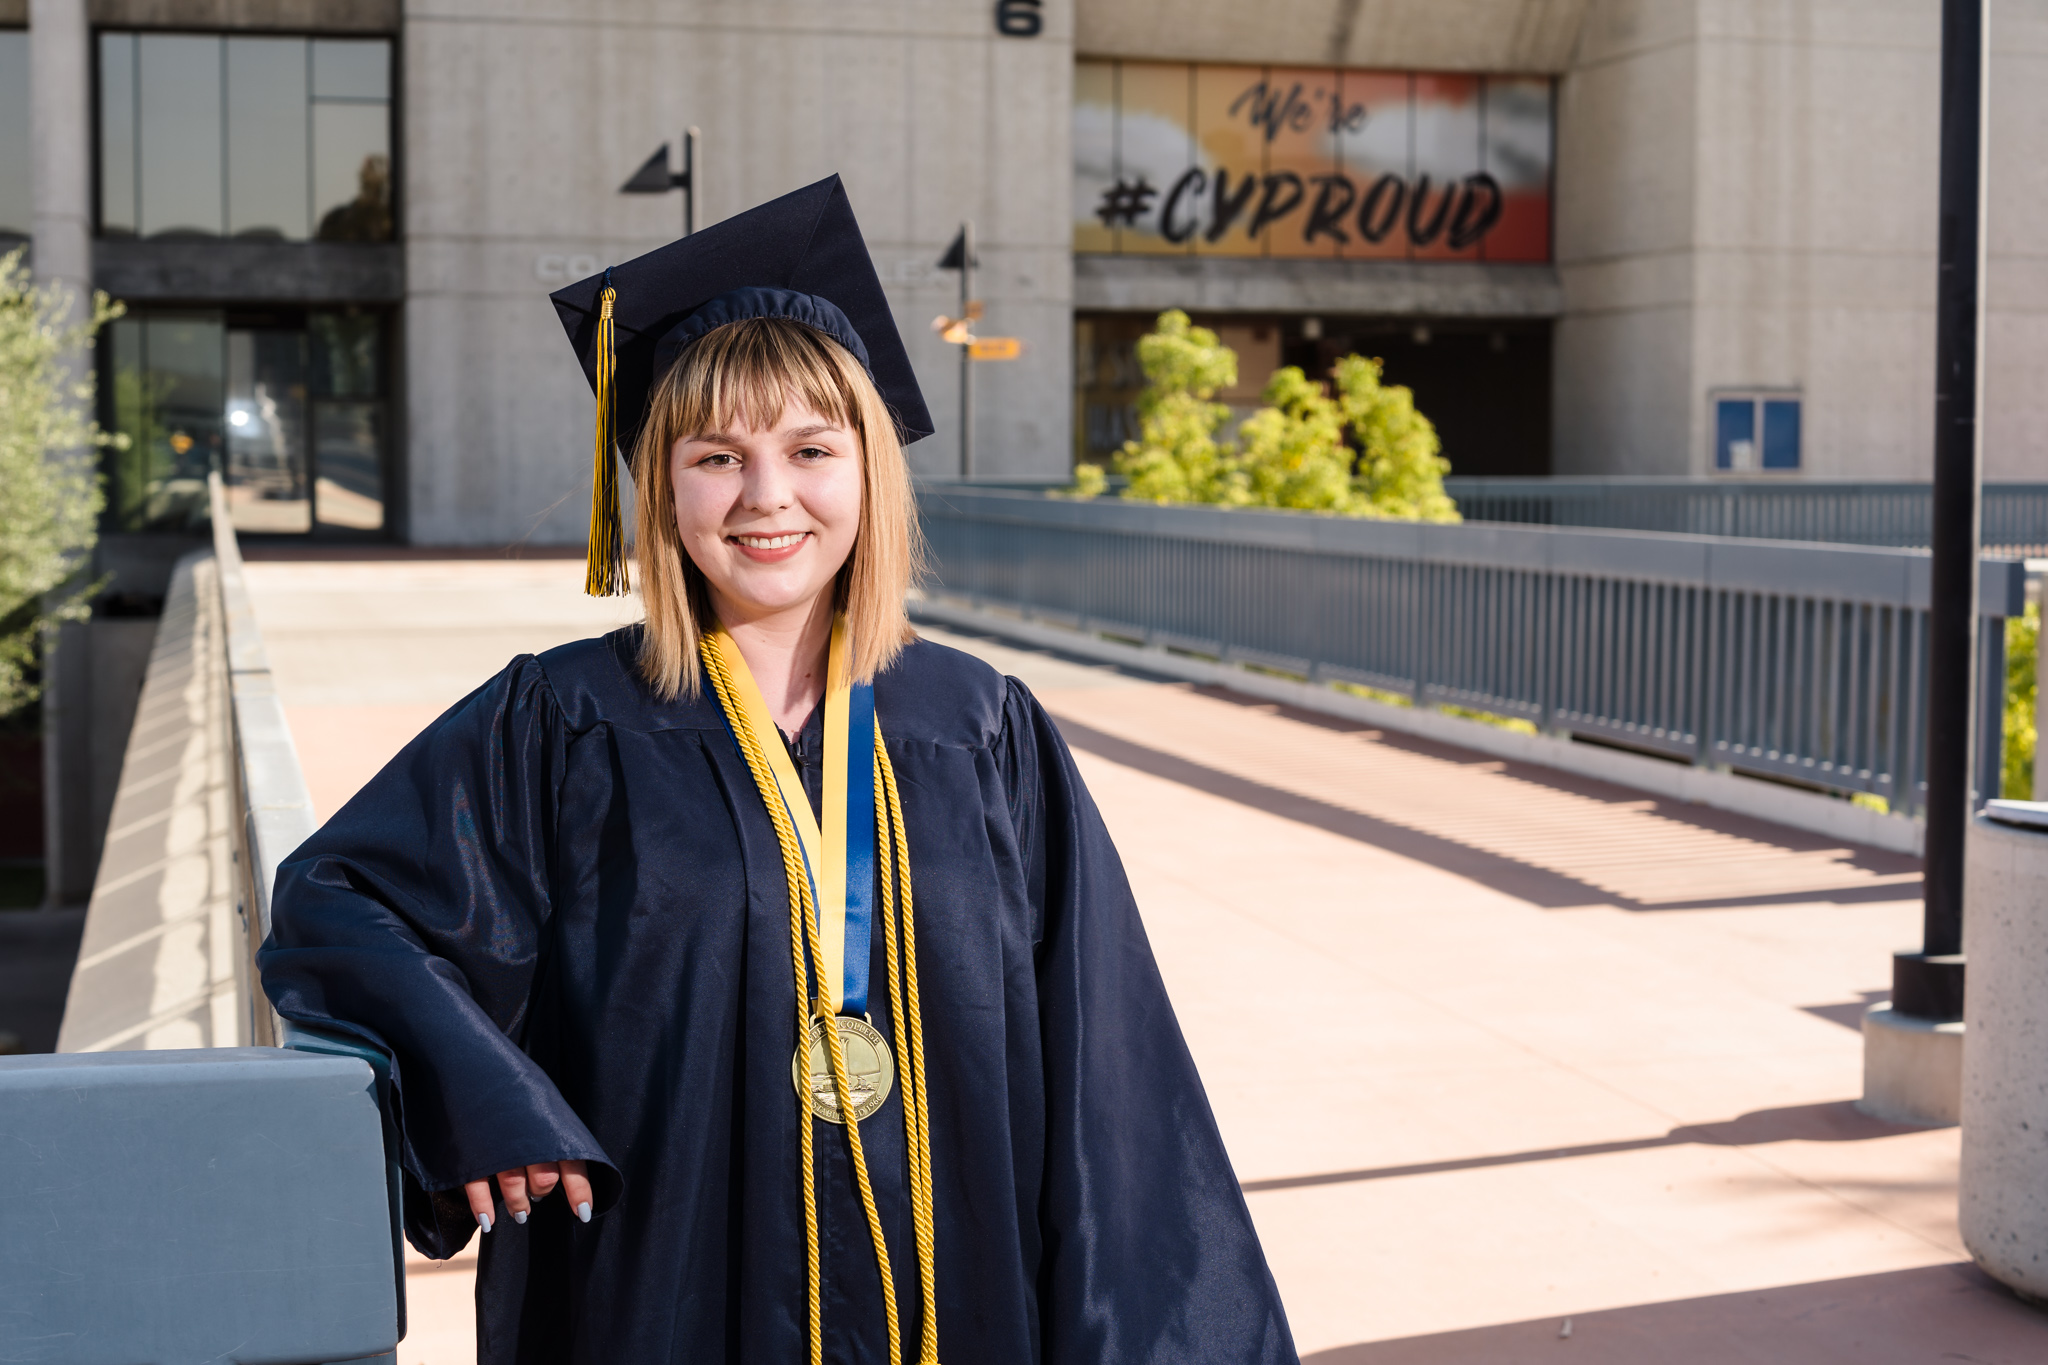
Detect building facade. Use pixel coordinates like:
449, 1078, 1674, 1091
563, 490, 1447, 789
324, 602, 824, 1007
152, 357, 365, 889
7, 0, 2046, 560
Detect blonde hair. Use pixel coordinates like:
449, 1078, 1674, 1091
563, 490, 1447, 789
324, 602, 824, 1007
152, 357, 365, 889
631, 315, 924, 700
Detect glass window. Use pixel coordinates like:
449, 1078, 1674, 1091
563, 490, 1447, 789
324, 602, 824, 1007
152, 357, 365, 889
1762, 399, 1802, 470
1714, 393, 1801, 472
311, 39, 390, 101
105, 313, 224, 532
312, 103, 392, 241
98, 33, 139, 236
225, 38, 310, 240
0, 31, 31, 239
1714, 398, 1756, 472
106, 308, 390, 536
97, 32, 392, 242
138, 35, 225, 237
309, 311, 387, 533
225, 327, 311, 533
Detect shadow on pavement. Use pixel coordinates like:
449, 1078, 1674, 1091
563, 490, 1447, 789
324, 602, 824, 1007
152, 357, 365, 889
1304, 1262, 2048, 1364
1048, 706, 1918, 912
1244, 1101, 1928, 1194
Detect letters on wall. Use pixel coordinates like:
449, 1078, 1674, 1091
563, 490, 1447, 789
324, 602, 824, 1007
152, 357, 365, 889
1075, 60, 1553, 263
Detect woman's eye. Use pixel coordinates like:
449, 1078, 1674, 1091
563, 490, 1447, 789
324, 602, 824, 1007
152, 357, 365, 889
795, 445, 831, 460
698, 451, 739, 467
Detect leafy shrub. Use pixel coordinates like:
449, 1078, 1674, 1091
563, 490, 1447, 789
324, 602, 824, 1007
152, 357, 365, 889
1116, 310, 1243, 505
2007, 601, 2038, 801
1111, 310, 1458, 522
0, 249, 121, 715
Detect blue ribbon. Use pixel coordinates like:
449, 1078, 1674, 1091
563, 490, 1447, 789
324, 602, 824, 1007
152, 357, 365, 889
841, 681, 877, 1017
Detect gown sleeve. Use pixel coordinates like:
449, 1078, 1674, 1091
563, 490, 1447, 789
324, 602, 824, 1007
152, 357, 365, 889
256, 655, 620, 1258
1001, 679, 1300, 1365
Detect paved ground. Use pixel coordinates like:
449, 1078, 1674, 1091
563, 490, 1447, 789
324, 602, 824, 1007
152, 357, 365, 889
242, 553, 2048, 1365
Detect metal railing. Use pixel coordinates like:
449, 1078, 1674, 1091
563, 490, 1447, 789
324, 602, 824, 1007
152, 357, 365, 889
918, 488, 2028, 819
1442, 476, 2048, 558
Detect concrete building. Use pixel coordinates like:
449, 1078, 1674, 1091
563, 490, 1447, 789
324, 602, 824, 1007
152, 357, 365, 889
3, 0, 2045, 895
7, 0, 2046, 544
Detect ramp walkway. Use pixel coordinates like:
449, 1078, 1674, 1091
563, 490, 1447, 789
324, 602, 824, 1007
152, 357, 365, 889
240, 551, 2048, 1365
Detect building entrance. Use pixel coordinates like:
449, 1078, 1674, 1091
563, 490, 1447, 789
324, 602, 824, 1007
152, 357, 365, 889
104, 308, 392, 537
1075, 311, 1550, 480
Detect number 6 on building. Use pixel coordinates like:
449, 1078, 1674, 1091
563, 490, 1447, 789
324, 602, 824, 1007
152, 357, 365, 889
995, 0, 1043, 37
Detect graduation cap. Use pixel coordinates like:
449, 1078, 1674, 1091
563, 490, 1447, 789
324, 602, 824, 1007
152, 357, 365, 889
550, 174, 933, 596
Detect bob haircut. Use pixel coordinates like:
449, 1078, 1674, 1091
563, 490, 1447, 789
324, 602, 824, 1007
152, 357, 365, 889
630, 315, 924, 700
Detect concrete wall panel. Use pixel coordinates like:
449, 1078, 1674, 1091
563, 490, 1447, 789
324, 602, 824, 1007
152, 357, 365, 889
1553, 305, 1693, 472
403, 0, 1073, 543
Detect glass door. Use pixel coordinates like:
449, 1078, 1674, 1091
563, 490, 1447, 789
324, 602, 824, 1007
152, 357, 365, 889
104, 307, 390, 537
225, 326, 311, 533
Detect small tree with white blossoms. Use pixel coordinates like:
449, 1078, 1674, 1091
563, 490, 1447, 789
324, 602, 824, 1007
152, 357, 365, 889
0, 248, 122, 715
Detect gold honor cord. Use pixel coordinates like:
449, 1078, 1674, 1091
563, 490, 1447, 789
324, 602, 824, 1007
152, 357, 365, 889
700, 628, 941, 1365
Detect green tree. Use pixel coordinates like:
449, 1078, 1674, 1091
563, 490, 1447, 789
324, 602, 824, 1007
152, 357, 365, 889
1332, 354, 1459, 523
2007, 601, 2038, 801
1115, 310, 1244, 505
1236, 365, 1359, 513
0, 249, 122, 715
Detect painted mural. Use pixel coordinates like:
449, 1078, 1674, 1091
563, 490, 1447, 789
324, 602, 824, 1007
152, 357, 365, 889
1075, 60, 1552, 263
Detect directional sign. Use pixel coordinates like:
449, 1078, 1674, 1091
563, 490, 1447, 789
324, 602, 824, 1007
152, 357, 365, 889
970, 337, 1023, 361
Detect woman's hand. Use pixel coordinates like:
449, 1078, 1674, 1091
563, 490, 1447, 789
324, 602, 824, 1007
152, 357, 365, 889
464, 1159, 593, 1232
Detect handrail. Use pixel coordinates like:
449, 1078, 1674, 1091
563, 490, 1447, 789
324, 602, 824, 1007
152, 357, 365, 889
919, 488, 2027, 822
1441, 475, 2048, 557
209, 473, 320, 1045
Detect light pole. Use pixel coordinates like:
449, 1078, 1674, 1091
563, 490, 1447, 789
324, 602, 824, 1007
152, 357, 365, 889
620, 127, 700, 237
938, 222, 977, 479
1900, 0, 1989, 1028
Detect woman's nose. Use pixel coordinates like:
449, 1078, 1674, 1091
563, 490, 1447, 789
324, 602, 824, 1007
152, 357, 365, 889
740, 452, 794, 511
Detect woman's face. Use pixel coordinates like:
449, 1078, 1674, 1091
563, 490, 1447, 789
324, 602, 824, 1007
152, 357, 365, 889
670, 399, 864, 626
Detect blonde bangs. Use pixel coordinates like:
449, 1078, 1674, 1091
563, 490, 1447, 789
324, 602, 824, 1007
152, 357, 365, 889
630, 316, 924, 701
667, 321, 859, 449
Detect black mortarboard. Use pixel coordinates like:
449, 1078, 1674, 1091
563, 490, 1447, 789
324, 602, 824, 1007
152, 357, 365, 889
550, 175, 932, 596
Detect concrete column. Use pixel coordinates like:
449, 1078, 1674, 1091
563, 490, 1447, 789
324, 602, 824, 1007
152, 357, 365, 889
1960, 811, 2048, 1298
29, 0, 90, 299
29, 0, 95, 907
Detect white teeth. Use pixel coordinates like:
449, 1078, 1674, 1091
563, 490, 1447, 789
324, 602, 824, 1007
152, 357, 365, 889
735, 532, 806, 549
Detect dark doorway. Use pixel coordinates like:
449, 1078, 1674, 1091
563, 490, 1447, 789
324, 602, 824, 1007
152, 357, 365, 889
1075, 311, 1551, 478
1283, 317, 1551, 477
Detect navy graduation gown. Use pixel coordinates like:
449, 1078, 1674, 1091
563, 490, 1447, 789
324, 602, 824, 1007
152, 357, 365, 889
257, 630, 1297, 1365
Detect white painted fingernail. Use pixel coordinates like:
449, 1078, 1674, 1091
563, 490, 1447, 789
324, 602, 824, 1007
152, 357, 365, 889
513, 1210, 528, 1225
477, 1212, 492, 1233
576, 1201, 592, 1224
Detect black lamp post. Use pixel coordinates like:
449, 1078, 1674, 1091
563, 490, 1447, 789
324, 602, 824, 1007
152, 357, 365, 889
620, 128, 700, 237
1898, 0, 1989, 1025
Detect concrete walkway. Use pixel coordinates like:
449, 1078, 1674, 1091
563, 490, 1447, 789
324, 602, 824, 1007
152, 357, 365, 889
242, 553, 2048, 1365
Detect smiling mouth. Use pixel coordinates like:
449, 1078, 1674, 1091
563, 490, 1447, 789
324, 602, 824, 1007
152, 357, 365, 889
730, 532, 809, 550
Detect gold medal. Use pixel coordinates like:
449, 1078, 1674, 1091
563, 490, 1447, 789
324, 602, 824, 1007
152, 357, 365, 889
792, 1014, 896, 1124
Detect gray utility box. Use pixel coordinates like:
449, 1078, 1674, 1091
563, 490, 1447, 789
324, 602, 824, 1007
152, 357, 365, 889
0, 1048, 400, 1365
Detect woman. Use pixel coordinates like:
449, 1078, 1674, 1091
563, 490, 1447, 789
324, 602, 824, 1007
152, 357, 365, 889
259, 177, 1296, 1365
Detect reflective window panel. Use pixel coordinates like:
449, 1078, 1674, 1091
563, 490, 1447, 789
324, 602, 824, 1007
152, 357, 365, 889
225, 37, 310, 239
98, 33, 139, 235
309, 311, 387, 533
96, 32, 392, 241
0, 31, 31, 239
105, 314, 224, 533
137, 35, 225, 237
312, 102, 392, 241
225, 328, 312, 534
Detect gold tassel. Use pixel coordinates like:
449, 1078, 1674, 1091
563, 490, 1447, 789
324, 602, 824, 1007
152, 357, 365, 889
585, 277, 629, 597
